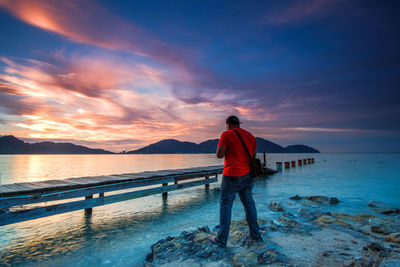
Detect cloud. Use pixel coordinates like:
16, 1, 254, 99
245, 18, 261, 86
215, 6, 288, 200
262, 0, 334, 25
0, 54, 239, 151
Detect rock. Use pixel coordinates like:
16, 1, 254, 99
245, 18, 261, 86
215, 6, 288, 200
368, 201, 400, 215
195, 246, 213, 258
257, 249, 288, 265
289, 195, 302, 200
194, 232, 209, 243
329, 197, 340, 204
384, 233, 400, 244
197, 226, 211, 234
315, 215, 336, 225
233, 250, 258, 266
269, 201, 285, 212
368, 201, 379, 207
298, 208, 318, 221
180, 231, 195, 240
369, 218, 393, 235
363, 242, 385, 252
305, 195, 339, 205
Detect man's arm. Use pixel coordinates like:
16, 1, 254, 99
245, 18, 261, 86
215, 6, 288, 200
216, 146, 226, 158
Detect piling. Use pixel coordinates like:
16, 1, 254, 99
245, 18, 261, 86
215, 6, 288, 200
85, 195, 93, 214
162, 183, 168, 199
276, 162, 283, 171
298, 159, 302, 166
284, 162, 290, 169
263, 152, 266, 166
307, 158, 311, 164
291, 161, 296, 167
303, 159, 307, 165
205, 176, 209, 189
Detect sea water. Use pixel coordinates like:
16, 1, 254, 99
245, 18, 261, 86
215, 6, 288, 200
0, 153, 399, 266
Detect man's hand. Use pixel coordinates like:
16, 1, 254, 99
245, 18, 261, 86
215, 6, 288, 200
216, 146, 226, 158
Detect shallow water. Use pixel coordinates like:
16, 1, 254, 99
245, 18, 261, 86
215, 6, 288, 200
0, 153, 399, 266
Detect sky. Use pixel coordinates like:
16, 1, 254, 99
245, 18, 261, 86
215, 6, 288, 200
0, 0, 399, 152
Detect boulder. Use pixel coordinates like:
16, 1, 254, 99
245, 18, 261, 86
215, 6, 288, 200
369, 218, 393, 235
289, 195, 302, 200
384, 233, 400, 244
269, 201, 285, 212
305, 195, 340, 205
368, 201, 400, 215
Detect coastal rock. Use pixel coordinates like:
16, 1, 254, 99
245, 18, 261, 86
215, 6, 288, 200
305, 195, 340, 205
145, 219, 285, 266
369, 218, 393, 235
368, 201, 400, 215
299, 208, 318, 221
233, 250, 258, 266
269, 201, 285, 212
258, 249, 288, 265
384, 233, 400, 244
315, 215, 336, 225
289, 195, 302, 200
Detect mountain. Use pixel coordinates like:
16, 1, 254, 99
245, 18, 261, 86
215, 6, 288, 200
128, 137, 319, 154
283, 145, 320, 153
0, 135, 113, 154
197, 139, 219, 153
256, 137, 285, 153
128, 139, 199, 154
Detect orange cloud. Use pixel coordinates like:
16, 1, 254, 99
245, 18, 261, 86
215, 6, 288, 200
0, 55, 235, 151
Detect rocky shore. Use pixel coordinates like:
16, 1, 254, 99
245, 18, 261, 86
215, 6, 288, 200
142, 196, 400, 267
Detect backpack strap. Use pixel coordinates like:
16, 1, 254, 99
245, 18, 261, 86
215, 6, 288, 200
233, 129, 253, 160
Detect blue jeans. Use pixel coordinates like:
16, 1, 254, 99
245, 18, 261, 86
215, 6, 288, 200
216, 172, 260, 246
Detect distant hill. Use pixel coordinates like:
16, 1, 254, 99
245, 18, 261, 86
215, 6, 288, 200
284, 145, 320, 153
128, 137, 319, 154
0, 135, 113, 154
130, 139, 199, 154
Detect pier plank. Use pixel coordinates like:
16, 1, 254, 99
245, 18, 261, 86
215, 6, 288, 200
1, 184, 33, 192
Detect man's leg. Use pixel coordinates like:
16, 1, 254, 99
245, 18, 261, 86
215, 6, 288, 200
216, 175, 236, 246
238, 179, 260, 239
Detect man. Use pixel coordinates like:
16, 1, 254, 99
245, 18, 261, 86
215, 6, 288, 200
210, 115, 261, 247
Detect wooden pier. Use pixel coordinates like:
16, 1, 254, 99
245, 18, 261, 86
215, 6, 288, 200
0, 164, 276, 226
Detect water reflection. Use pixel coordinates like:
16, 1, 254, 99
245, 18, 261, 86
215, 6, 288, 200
0, 182, 221, 266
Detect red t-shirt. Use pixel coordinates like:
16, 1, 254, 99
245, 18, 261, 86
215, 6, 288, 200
218, 127, 256, 177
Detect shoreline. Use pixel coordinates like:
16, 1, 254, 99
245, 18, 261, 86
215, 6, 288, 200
143, 196, 400, 266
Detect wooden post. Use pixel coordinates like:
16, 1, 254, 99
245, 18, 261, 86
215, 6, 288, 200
298, 159, 302, 166
85, 194, 93, 214
291, 161, 296, 167
162, 183, 168, 199
284, 162, 290, 169
263, 152, 266, 166
276, 162, 282, 171
205, 176, 209, 189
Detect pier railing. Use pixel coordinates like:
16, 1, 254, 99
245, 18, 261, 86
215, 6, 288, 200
0, 165, 225, 226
